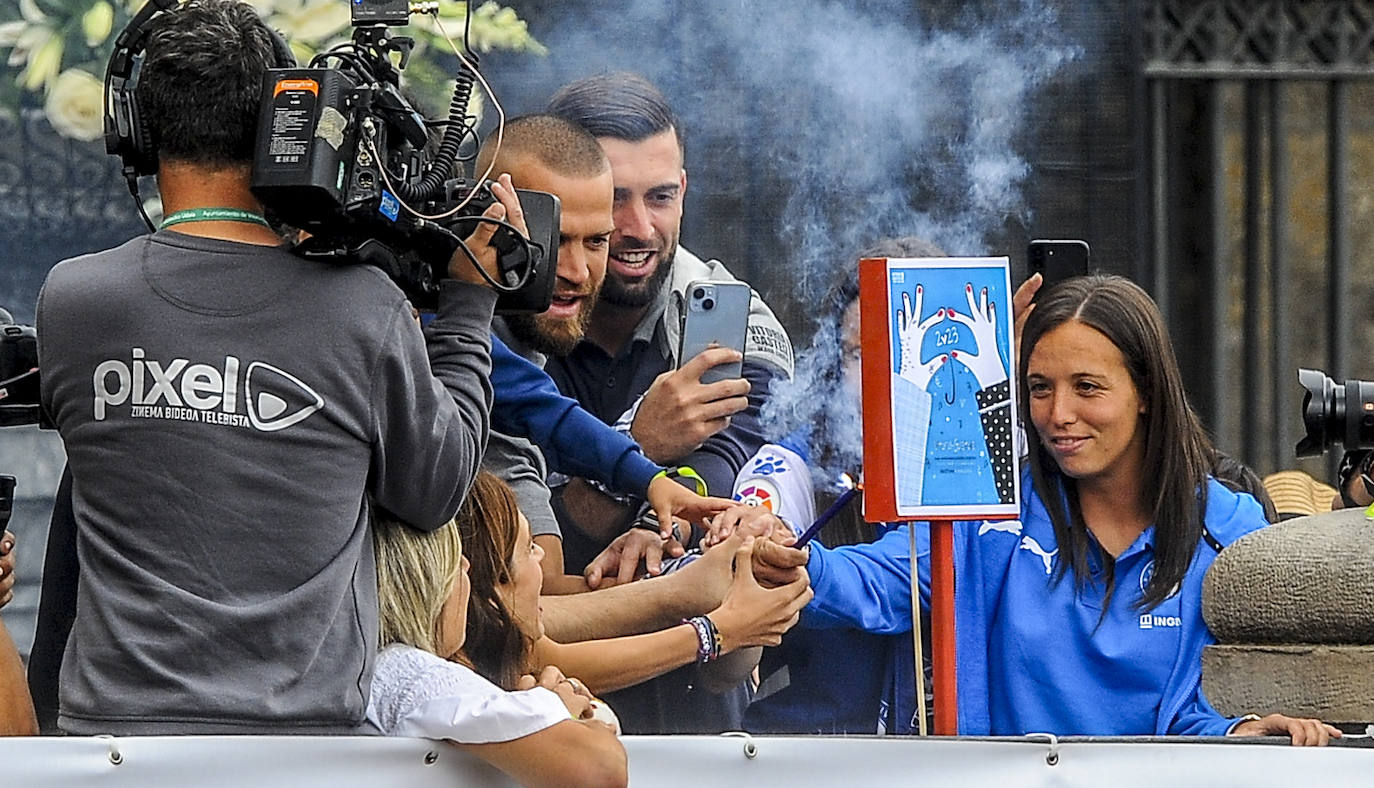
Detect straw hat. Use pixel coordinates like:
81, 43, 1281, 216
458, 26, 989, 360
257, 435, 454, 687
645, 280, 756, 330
1263, 470, 1339, 519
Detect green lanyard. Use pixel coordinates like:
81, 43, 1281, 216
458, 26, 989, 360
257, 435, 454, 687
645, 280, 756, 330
161, 207, 270, 229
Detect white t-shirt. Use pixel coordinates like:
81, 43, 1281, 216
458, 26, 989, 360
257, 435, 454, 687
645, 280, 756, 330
367, 644, 570, 743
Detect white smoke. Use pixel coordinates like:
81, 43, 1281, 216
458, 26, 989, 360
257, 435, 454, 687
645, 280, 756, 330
492, 0, 1080, 480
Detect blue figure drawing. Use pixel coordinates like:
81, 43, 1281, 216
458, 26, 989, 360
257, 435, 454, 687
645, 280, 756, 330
891, 270, 1015, 509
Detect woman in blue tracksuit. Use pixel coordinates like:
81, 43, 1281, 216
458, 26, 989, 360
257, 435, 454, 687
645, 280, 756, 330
790, 274, 1338, 744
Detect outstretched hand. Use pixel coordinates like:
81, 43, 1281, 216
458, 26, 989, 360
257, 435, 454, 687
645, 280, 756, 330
705, 504, 797, 546
583, 528, 686, 589
645, 475, 734, 541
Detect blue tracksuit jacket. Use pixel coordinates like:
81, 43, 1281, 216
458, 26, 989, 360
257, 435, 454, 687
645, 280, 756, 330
803, 473, 1266, 736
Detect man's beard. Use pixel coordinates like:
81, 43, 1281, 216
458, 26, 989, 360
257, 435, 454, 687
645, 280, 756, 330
602, 239, 677, 308
505, 299, 594, 358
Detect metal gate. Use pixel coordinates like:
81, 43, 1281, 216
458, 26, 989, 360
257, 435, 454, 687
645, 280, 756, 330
1143, 0, 1374, 476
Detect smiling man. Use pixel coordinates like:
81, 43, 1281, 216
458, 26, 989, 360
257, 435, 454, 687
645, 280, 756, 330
546, 73, 795, 734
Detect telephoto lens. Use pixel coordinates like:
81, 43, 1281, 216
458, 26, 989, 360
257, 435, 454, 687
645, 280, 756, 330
1296, 368, 1374, 457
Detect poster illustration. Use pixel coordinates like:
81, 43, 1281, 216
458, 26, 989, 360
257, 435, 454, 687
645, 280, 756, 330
860, 256, 1020, 520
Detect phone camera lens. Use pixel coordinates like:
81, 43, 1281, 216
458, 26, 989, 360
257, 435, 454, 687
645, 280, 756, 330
702, 298, 715, 311
693, 287, 706, 300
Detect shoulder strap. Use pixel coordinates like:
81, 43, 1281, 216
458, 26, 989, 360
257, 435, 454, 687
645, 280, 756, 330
1200, 522, 1223, 554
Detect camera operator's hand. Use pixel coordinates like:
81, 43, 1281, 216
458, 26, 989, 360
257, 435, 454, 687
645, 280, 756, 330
0, 531, 15, 609
631, 347, 750, 464
448, 173, 528, 287
1334, 450, 1374, 509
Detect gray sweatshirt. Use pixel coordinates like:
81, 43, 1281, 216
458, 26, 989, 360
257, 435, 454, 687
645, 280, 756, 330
37, 230, 494, 734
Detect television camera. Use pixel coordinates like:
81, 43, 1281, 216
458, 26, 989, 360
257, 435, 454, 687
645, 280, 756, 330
250, 0, 559, 312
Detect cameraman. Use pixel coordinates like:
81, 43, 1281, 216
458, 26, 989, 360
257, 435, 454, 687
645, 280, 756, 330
36, 0, 523, 735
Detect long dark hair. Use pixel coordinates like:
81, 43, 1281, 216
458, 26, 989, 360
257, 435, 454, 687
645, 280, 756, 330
454, 472, 533, 690
1019, 274, 1213, 610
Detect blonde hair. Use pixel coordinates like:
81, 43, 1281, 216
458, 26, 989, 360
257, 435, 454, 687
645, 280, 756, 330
373, 513, 463, 655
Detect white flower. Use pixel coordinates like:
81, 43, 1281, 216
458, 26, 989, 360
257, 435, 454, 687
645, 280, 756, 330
19, 32, 62, 91
19, 0, 47, 24
44, 68, 104, 141
0, 20, 27, 49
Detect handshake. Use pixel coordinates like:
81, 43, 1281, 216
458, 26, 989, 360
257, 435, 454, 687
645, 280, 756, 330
584, 503, 811, 592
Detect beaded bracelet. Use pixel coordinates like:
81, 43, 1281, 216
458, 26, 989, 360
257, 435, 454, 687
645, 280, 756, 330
683, 616, 723, 663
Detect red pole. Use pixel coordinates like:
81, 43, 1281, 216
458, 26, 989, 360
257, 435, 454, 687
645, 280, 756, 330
930, 518, 957, 734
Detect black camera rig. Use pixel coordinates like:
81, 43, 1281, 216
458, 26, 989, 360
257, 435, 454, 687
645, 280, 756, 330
1296, 368, 1374, 457
0, 308, 42, 429
250, 1, 559, 312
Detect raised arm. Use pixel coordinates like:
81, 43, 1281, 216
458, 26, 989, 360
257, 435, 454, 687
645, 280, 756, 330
541, 524, 744, 642
370, 179, 531, 529
537, 535, 809, 693
490, 334, 660, 496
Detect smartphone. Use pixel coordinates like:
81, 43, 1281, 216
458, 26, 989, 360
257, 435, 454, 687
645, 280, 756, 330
1027, 239, 1090, 299
677, 280, 750, 384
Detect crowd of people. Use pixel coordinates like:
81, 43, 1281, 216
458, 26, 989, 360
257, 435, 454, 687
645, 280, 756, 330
0, 0, 1353, 783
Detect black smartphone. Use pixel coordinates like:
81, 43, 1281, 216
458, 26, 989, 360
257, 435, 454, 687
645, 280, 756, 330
1027, 239, 1090, 299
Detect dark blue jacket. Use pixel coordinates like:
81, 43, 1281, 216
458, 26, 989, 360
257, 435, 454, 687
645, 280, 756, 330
490, 333, 659, 496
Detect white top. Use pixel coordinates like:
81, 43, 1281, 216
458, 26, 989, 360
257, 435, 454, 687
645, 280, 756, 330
367, 644, 570, 743
732, 443, 817, 536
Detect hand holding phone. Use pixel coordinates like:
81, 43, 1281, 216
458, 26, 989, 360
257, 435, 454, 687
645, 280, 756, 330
677, 281, 751, 384
631, 282, 752, 463
1027, 239, 1090, 300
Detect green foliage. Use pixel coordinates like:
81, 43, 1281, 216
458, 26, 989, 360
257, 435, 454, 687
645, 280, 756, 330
0, 0, 544, 138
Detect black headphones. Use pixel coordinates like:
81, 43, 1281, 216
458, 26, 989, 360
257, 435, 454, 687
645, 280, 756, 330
103, 0, 297, 179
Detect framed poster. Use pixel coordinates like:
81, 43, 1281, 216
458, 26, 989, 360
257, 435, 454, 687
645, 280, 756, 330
859, 256, 1020, 521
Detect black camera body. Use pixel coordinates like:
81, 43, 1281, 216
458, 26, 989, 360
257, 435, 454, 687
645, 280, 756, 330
0, 311, 43, 428
350, 0, 411, 26
1295, 368, 1374, 457
250, 17, 558, 313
